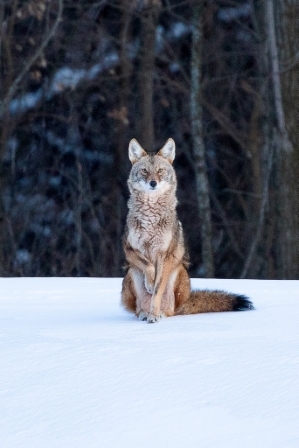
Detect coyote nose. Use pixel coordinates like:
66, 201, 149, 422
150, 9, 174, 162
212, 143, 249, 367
150, 180, 157, 189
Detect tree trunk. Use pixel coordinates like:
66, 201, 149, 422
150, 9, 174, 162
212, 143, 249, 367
110, 0, 132, 275
267, 0, 299, 278
137, 0, 161, 150
190, 2, 215, 278
240, 3, 273, 278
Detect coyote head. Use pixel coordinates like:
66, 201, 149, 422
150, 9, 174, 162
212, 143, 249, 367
127, 138, 177, 195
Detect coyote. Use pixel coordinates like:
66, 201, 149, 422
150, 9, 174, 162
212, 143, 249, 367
121, 138, 253, 323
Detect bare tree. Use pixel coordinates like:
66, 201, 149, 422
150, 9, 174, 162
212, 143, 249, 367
267, 0, 299, 278
1, 0, 297, 279
239, 2, 273, 278
0, 0, 63, 274
137, 0, 161, 150
190, 2, 214, 277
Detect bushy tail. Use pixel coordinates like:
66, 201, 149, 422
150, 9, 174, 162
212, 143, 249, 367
175, 290, 254, 315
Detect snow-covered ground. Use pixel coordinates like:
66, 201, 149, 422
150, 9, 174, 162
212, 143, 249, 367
1, 278, 299, 448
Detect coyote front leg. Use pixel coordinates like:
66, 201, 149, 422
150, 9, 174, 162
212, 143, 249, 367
124, 243, 155, 293
147, 254, 175, 323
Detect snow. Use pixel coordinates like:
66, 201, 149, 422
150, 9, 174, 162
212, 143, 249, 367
217, 4, 252, 22
167, 22, 191, 40
48, 53, 118, 96
1, 277, 299, 447
7, 53, 120, 117
9, 90, 44, 115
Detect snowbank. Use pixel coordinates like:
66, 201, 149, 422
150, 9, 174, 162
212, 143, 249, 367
0, 278, 298, 447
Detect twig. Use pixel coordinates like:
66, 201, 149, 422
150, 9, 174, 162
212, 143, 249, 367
1, 0, 64, 114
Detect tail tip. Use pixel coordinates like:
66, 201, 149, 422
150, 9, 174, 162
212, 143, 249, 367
233, 294, 255, 311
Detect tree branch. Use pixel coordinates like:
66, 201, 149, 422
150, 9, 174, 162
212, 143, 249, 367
1, 0, 63, 115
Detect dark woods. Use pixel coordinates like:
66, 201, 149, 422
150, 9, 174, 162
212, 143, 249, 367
0, 0, 299, 278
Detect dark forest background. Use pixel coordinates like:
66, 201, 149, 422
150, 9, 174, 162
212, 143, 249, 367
0, 0, 298, 278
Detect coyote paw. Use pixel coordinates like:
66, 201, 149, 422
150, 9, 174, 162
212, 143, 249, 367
147, 312, 165, 323
138, 312, 165, 323
147, 314, 160, 323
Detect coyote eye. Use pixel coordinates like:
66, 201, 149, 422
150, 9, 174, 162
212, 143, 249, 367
141, 168, 148, 175
157, 168, 164, 174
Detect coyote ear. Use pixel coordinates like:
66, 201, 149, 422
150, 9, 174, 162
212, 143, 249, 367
128, 139, 147, 164
157, 138, 175, 164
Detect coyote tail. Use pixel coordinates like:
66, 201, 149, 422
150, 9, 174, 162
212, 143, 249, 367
175, 290, 254, 315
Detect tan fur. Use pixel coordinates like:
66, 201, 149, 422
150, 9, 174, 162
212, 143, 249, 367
175, 290, 244, 315
121, 138, 253, 323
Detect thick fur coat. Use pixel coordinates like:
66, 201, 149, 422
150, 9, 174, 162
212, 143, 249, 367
121, 138, 253, 323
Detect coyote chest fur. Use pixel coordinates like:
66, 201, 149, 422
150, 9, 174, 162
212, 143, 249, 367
121, 138, 253, 323
127, 194, 178, 257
